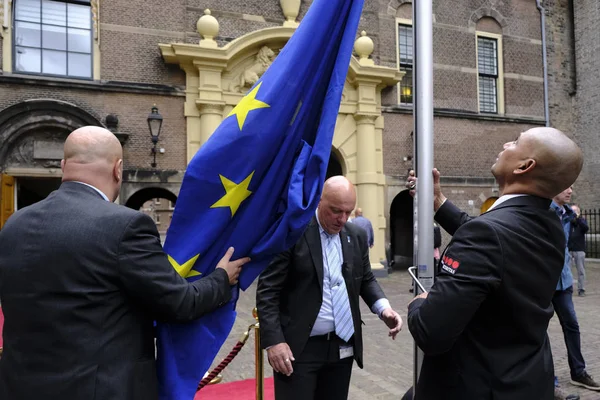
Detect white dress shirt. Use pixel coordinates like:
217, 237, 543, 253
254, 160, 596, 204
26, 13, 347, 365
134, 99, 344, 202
485, 194, 527, 212
73, 181, 110, 202
310, 211, 390, 336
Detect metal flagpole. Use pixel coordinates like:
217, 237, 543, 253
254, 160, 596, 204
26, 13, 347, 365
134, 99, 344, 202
412, 0, 435, 394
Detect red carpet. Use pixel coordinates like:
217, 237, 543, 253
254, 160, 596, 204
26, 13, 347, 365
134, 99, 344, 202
195, 377, 274, 400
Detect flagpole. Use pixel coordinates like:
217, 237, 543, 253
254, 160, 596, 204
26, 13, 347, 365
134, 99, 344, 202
412, 0, 435, 394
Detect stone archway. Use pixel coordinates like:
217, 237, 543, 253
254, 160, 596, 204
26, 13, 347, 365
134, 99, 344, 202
124, 187, 177, 210
125, 187, 178, 242
159, 15, 402, 274
326, 150, 344, 179
389, 189, 413, 268
0, 99, 107, 227
0, 99, 104, 171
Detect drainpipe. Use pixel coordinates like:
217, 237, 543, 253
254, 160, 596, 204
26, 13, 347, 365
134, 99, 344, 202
536, 0, 550, 127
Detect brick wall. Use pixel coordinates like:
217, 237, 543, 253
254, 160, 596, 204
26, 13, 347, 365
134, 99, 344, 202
546, 0, 600, 209
571, 0, 600, 209
0, 83, 186, 171
0, 0, 552, 211
100, 30, 186, 86
382, 111, 543, 178
545, 0, 575, 135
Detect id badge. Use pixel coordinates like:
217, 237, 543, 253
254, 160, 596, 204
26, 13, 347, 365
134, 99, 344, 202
339, 345, 354, 360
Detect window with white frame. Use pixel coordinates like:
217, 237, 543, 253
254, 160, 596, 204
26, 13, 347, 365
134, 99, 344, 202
477, 36, 499, 113
13, 0, 92, 78
397, 23, 413, 105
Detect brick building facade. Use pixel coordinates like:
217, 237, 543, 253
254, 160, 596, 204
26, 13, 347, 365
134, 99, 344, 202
544, 0, 599, 210
0, 0, 551, 265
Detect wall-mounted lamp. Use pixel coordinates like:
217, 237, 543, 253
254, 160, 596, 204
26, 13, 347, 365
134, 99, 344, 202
147, 105, 163, 168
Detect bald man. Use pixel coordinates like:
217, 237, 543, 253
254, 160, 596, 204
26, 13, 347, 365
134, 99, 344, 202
0, 126, 249, 400
257, 176, 402, 400
405, 127, 584, 400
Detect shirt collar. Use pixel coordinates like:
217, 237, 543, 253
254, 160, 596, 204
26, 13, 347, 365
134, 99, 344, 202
551, 201, 573, 216
73, 181, 110, 202
315, 208, 336, 238
486, 194, 528, 212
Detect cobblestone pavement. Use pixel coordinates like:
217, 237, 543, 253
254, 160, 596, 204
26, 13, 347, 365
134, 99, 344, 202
210, 263, 600, 400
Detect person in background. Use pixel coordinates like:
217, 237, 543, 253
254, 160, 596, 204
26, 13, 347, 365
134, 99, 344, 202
551, 189, 599, 398
568, 204, 588, 297
351, 208, 374, 248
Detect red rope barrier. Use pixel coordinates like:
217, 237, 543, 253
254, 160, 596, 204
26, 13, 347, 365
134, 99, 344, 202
197, 324, 255, 391
197, 341, 245, 390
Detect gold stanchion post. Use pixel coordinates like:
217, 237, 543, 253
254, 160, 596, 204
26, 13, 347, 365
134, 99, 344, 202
253, 307, 264, 400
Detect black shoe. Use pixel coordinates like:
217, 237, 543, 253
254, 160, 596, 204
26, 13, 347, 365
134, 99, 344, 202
571, 371, 600, 391
409, 287, 414, 293
578, 290, 586, 297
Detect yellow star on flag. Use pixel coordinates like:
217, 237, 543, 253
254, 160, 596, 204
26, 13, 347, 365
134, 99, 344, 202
168, 254, 201, 278
227, 82, 270, 130
211, 171, 255, 217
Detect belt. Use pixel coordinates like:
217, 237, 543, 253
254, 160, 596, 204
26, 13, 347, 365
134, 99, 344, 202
310, 331, 337, 341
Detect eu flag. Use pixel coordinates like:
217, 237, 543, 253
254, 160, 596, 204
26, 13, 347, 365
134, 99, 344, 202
156, 0, 365, 398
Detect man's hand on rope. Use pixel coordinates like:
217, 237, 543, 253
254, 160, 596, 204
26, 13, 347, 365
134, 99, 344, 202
267, 342, 295, 376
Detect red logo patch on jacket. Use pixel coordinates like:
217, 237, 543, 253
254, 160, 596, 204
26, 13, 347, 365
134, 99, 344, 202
441, 255, 460, 274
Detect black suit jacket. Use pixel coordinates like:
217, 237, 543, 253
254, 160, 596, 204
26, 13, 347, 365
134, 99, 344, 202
408, 196, 565, 400
0, 182, 232, 400
256, 218, 386, 368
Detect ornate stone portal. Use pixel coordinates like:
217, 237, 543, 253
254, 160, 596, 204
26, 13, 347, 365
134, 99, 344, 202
159, 11, 403, 274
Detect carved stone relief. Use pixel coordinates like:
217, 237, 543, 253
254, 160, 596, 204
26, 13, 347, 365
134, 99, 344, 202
228, 46, 277, 93
0, 100, 104, 170
5, 129, 68, 169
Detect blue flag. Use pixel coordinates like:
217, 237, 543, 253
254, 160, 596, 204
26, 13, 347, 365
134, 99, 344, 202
156, 0, 365, 398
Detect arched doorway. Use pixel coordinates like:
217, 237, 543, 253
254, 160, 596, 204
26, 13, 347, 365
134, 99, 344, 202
0, 100, 105, 228
326, 150, 343, 179
389, 190, 413, 269
125, 187, 178, 243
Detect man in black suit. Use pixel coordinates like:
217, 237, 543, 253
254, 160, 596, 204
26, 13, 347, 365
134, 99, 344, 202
256, 176, 403, 400
0, 126, 250, 400
406, 127, 583, 400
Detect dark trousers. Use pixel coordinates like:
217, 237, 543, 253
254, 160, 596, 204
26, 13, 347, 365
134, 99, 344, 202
273, 334, 354, 400
401, 386, 414, 400
552, 286, 586, 379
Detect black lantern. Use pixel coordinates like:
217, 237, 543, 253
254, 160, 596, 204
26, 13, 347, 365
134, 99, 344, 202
147, 105, 163, 168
